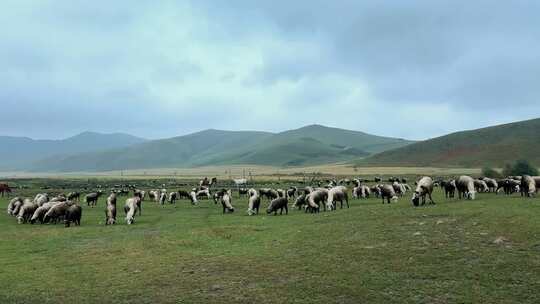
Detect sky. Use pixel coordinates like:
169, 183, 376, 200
1, 1, 539, 141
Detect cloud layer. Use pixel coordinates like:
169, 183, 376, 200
1, 0, 539, 140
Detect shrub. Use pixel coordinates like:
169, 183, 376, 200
482, 167, 502, 178
502, 160, 539, 177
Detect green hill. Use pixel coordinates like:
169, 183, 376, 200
358, 118, 540, 167
29, 125, 413, 171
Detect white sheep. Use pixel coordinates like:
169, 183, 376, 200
411, 176, 434, 206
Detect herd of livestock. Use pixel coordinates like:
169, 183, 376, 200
4, 174, 540, 228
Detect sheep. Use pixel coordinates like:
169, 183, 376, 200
43, 201, 72, 224
286, 187, 297, 199
474, 179, 489, 193
124, 197, 141, 225
134, 190, 146, 201
456, 176, 476, 200
259, 188, 278, 200
305, 189, 328, 213
105, 193, 117, 225
326, 186, 349, 210
168, 192, 178, 205
196, 188, 211, 200
50, 195, 67, 203
238, 188, 249, 197
159, 192, 167, 206
213, 189, 229, 204
177, 190, 192, 200
64, 204, 82, 227
220, 190, 234, 214
267, 197, 288, 215
392, 182, 407, 197
148, 190, 159, 202
189, 191, 198, 205
353, 185, 371, 199
411, 176, 435, 207
247, 188, 261, 215
380, 184, 398, 204
67, 192, 80, 201
30, 202, 59, 224
33, 193, 49, 206
443, 180, 456, 198
483, 178, 498, 193
521, 175, 536, 197
370, 185, 381, 198
292, 194, 307, 210
17, 200, 38, 224
85, 191, 103, 207
7, 197, 23, 216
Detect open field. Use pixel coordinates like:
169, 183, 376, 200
0, 164, 482, 180
2, 178, 540, 303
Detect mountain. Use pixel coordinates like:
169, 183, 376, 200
29, 125, 414, 171
0, 132, 147, 170
358, 118, 540, 167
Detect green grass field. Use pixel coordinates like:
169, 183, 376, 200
2, 181, 540, 303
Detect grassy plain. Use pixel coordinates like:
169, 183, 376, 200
1, 178, 539, 303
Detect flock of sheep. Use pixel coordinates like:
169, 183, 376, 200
4, 174, 539, 227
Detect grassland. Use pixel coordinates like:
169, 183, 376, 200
2, 178, 540, 303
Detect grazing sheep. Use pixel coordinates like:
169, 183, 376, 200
189, 191, 198, 205
85, 191, 103, 207
370, 185, 381, 198
292, 194, 307, 210
148, 190, 159, 202
305, 190, 328, 213
259, 188, 278, 200
33, 193, 49, 206
67, 192, 80, 201
411, 176, 435, 207
43, 201, 72, 224
196, 188, 211, 200
353, 185, 371, 199
124, 197, 141, 225
168, 192, 178, 205
392, 182, 407, 197
220, 190, 234, 214
474, 179, 489, 193
521, 175, 536, 197
64, 204, 82, 227
483, 178, 498, 193
267, 197, 288, 215
327, 186, 349, 210
159, 192, 167, 206
17, 200, 38, 224
238, 188, 249, 198
443, 180, 456, 198
456, 176, 476, 200
105, 193, 117, 225
177, 190, 191, 200
286, 187, 297, 199
247, 188, 261, 215
30, 202, 59, 224
7, 197, 23, 215
380, 185, 398, 204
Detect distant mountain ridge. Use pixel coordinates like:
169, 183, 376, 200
27, 125, 414, 172
358, 118, 540, 167
0, 132, 147, 170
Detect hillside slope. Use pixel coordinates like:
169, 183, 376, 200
358, 118, 540, 167
29, 125, 413, 171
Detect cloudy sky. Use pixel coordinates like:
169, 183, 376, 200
1, 1, 539, 140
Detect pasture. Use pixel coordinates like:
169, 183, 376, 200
2, 178, 540, 304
